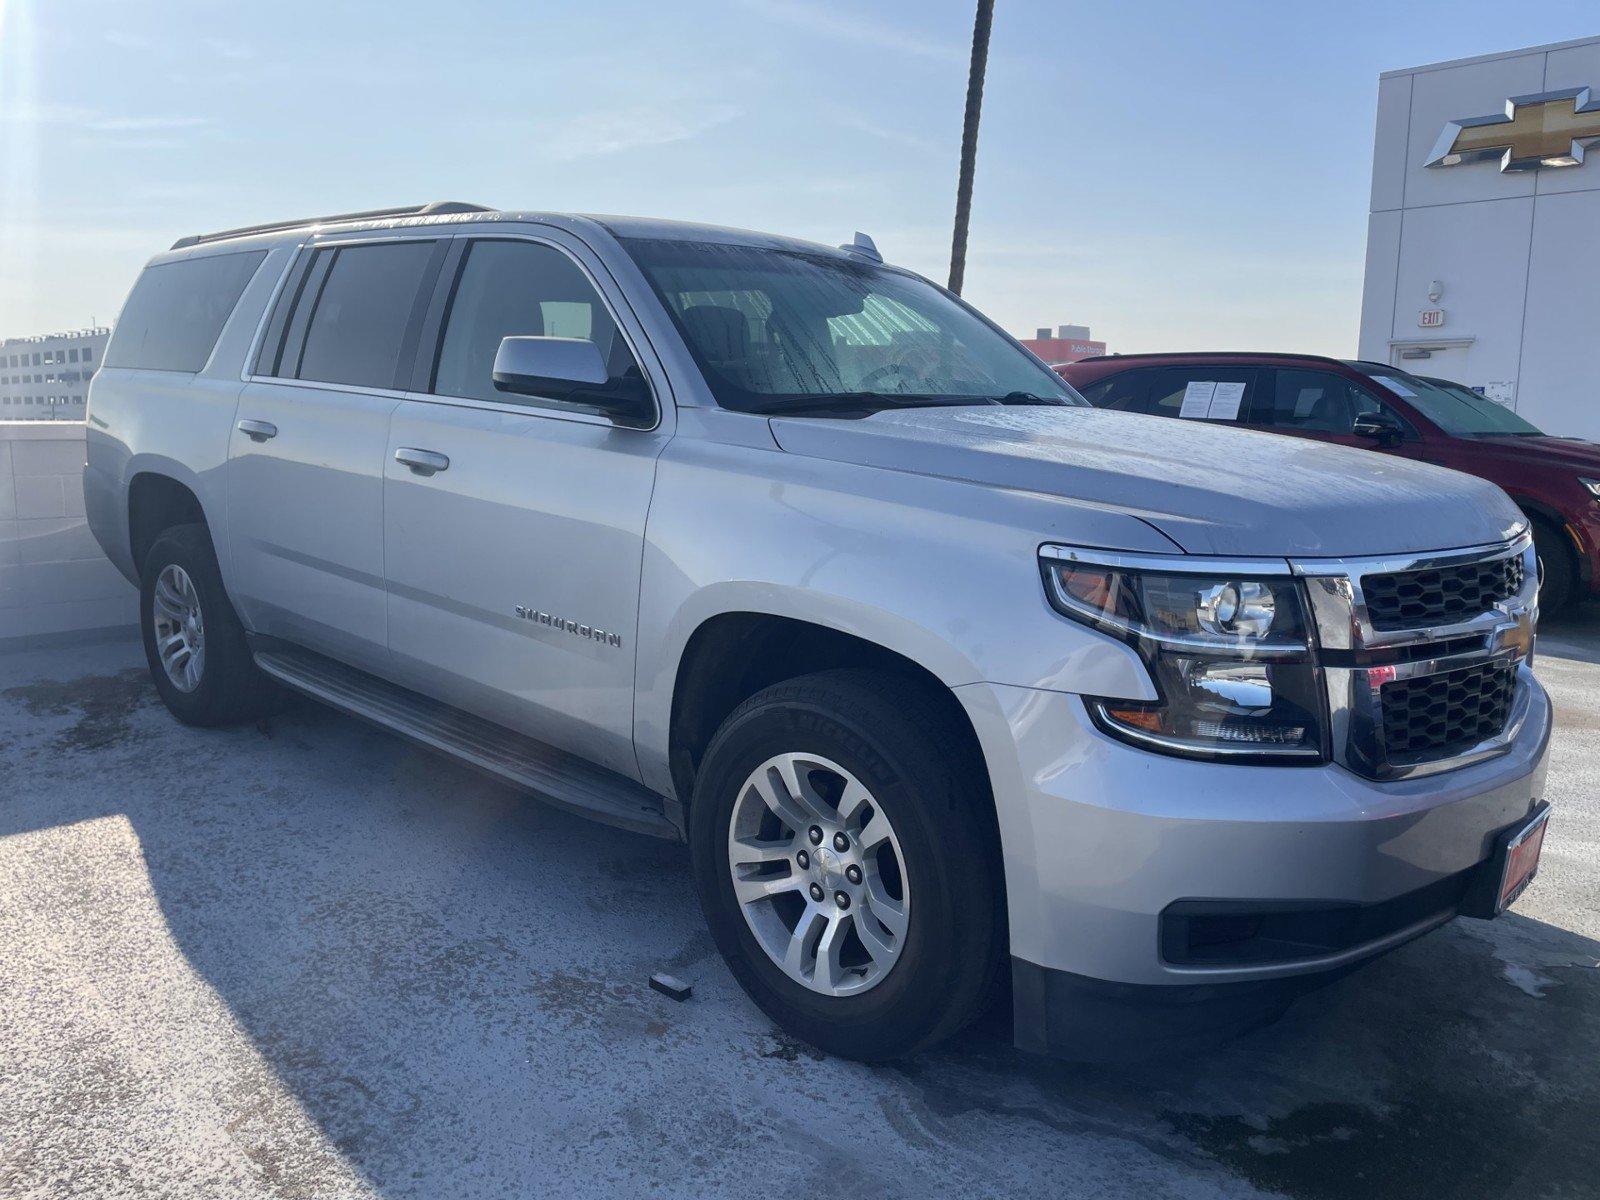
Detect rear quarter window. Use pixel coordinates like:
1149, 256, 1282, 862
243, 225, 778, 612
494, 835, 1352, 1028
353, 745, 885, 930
104, 250, 267, 372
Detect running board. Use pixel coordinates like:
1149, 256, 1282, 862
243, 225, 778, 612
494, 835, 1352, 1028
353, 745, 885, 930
253, 645, 680, 841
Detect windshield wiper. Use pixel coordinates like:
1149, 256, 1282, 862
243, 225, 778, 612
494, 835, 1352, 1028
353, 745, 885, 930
747, 391, 1071, 417
750, 393, 982, 416
992, 391, 1068, 406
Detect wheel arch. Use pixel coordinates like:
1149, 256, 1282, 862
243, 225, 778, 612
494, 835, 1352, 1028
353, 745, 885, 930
1510, 496, 1566, 533
1509, 497, 1585, 590
664, 610, 993, 834
127, 470, 211, 579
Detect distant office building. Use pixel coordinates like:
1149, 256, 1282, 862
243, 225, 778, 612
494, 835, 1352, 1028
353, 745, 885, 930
0, 327, 112, 421
1020, 323, 1107, 365
1360, 34, 1600, 435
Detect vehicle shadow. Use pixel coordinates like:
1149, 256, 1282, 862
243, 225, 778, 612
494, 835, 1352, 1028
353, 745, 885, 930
1, 640, 1596, 1199
921, 910, 1600, 1200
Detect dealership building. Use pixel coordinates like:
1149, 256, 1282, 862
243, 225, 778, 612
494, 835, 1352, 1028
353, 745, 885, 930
1359, 34, 1600, 438
0, 327, 110, 421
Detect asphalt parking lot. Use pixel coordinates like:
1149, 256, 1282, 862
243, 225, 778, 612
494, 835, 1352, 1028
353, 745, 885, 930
1, 616, 1596, 1200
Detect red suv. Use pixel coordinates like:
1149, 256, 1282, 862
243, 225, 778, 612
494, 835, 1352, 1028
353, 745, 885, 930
1056, 353, 1600, 609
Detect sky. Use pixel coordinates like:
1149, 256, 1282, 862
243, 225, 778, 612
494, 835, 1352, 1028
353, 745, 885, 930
0, 0, 1595, 355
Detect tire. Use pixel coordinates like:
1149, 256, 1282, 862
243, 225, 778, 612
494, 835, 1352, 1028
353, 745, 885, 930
1530, 517, 1575, 613
690, 668, 1004, 1061
140, 523, 277, 726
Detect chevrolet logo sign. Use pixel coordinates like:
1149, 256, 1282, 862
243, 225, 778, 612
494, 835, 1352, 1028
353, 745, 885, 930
1426, 87, 1600, 172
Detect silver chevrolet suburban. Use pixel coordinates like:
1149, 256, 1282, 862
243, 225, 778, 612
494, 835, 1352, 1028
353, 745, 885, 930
85, 202, 1552, 1062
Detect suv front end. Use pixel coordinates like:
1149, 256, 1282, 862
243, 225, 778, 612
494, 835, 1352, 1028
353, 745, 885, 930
960, 531, 1550, 1061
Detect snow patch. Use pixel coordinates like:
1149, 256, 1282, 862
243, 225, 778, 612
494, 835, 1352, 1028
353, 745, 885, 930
1502, 963, 1556, 998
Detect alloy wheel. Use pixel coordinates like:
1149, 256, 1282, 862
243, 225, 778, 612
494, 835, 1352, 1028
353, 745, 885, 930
151, 563, 206, 693
726, 752, 910, 996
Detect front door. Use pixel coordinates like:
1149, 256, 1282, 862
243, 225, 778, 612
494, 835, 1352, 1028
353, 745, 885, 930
381, 233, 673, 778
1236, 368, 1370, 450
1239, 368, 1423, 463
227, 236, 445, 669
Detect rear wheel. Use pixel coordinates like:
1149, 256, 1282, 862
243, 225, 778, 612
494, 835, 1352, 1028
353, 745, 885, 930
1530, 517, 1575, 613
140, 523, 277, 726
690, 669, 1004, 1060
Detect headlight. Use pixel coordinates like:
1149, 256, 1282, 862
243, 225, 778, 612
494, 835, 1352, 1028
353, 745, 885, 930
1040, 547, 1327, 762
1581, 477, 1600, 500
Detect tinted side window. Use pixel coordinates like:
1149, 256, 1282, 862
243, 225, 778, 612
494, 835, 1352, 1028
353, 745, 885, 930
433, 239, 643, 407
1142, 367, 1256, 420
1252, 370, 1377, 434
295, 241, 436, 388
104, 250, 267, 372
1081, 370, 1152, 411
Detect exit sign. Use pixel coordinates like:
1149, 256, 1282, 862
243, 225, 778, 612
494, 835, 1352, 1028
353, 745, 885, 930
1419, 309, 1446, 328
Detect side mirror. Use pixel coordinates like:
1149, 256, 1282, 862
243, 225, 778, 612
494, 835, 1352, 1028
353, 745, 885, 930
1352, 411, 1405, 446
491, 336, 653, 427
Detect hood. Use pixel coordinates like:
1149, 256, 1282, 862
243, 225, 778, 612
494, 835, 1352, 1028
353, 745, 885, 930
769, 406, 1525, 558
1468, 434, 1600, 472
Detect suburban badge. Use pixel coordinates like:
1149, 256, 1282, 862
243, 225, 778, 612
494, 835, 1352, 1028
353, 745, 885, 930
515, 605, 622, 648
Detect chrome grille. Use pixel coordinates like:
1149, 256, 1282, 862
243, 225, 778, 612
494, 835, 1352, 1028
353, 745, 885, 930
1380, 660, 1517, 764
1362, 555, 1524, 631
1294, 533, 1538, 780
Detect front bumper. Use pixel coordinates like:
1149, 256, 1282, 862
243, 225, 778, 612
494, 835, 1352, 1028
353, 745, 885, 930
956, 674, 1552, 1056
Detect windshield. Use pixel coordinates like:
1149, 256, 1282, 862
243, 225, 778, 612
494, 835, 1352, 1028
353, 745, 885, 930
1362, 369, 1544, 436
622, 237, 1084, 414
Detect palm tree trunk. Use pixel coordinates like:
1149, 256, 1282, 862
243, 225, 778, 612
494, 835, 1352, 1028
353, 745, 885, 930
948, 0, 995, 296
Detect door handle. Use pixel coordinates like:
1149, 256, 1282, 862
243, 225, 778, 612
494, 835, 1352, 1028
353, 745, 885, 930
237, 419, 278, 442
395, 447, 450, 477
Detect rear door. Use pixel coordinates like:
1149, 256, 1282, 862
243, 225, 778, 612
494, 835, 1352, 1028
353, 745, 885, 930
227, 235, 447, 669
1141, 366, 1260, 426
380, 230, 673, 778
1083, 366, 1261, 426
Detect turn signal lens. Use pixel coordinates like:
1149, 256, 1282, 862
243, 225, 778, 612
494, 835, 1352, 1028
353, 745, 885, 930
1102, 705, 1162, 733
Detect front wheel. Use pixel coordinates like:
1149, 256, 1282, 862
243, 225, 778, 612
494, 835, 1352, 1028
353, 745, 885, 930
1530, 518, 1575, 613
690, 669, 1004, 1060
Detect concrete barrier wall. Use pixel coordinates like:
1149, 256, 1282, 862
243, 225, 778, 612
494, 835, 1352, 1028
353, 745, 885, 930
0, 423, 137, 642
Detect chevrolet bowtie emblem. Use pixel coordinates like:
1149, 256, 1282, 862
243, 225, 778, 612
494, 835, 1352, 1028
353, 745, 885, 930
1426, 86, 1600, 172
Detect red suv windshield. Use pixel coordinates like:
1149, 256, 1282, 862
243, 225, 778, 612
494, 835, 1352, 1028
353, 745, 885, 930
1360, 370, 1544, 437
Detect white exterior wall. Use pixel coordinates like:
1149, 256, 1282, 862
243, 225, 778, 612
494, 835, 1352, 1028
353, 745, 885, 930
1360, 35, 1600, 438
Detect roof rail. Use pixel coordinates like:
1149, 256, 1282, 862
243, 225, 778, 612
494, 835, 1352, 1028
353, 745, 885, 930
1067, 350, 1355, 368
170, 201, 494, 250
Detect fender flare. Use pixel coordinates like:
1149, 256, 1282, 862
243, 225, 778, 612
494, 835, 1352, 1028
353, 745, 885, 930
634, 581, 989, 800
124, 454, 232, 581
